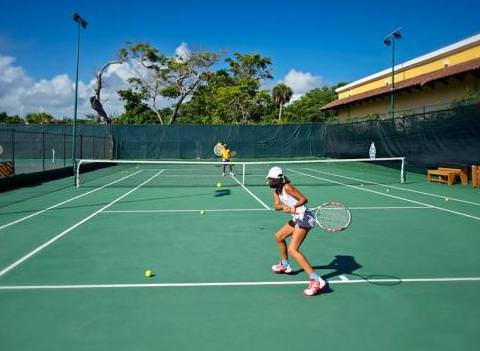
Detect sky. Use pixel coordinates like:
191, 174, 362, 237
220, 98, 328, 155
0, 0, 478, 118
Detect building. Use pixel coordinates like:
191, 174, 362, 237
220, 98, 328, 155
321, 33, 480, 120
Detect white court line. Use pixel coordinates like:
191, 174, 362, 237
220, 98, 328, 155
306, 168, 480, 207
1, 276, 480, 290
0, 170, 165, 278
289, 169, 480, 221
338, 275, 349, 281
0, 170, 143, 232
231, 175, 270, 210
102, 206, 429, 214
103, 208, 270, 213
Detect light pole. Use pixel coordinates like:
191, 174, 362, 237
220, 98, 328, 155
72, 13, 87, 184
384, 28, 402, 119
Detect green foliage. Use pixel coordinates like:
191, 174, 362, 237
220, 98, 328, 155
272, 83, 293, 121
0, 112, 25, 124
115, 89, 158, 124
115, 45, 343, 125
25, 112, 55, 124
225, 52, 273, 80
283, 86, 339, 122
178, 53, 274, 124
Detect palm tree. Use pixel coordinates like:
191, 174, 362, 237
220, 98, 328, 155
272, 83, 293, 121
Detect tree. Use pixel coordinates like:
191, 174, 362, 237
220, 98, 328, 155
225, 52, 273, 80
179, 53, 274, 124
115, 88, 157, 124
90, 49, 128, 124
0, 112, 25, 124
283, 84, 345, 122
272, 83, 293, 121
161, 50, 219, 124
121, 42, 169, 124
25, 112, 55, 124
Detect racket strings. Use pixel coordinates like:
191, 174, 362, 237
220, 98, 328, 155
316, 205, 351, 230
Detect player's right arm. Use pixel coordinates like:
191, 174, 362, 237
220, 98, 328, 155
273, 191, 289, 212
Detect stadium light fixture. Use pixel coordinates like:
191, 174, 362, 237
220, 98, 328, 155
384, 28, 402, 119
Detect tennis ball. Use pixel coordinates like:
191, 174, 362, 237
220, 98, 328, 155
200, 210, 205, 215
216, 182, 222, 188
445, 197, 449, 201
144, 270, 153, 278
360, 184, 364, 187
386, 188, 390, 192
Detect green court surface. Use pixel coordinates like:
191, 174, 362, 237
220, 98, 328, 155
1, 161, 480, 351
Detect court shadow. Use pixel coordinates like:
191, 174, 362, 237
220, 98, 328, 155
293, 255, 402, 287
292, 255, 362, 280
214, 189, 231, 197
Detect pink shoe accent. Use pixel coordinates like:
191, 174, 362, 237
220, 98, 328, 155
271, 261, 293, 274
303, 278, 326, 296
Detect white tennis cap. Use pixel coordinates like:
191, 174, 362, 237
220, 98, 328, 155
266, 166, 283, 179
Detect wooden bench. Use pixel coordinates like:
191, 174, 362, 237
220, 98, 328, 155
427, 167, 468, 185
427, 169, 456, 185
438, 167, 468, 185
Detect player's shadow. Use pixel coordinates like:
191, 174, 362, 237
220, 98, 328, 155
292, 255, 362, 279
291, 255, 362, 294
214, 189, 231, 197
293, 255, 402, 290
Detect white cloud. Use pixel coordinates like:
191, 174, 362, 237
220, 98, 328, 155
0, 53, 131, 118
281, 69, 323, 101
175, 42, 191, 61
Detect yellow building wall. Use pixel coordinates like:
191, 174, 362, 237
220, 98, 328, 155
338, 45, 480, 100
335, 74, 480, 121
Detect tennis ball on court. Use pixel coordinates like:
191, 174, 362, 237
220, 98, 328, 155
144, 270, 153, 278
200, 210, 205, 215
216, 182, 222, 188
386, 188, 390, 192
360, 184, 364, 187
445, 197, 449, 201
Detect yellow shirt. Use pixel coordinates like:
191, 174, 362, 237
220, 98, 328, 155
221, 148, 231, 160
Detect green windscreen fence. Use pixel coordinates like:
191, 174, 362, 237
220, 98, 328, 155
325, 103, 480, 170
112, 124, 327, 159
1, 103, 479, 180
0, 125, 112, 176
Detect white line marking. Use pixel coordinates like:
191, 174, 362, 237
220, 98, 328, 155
102, 206, 428, 214
338, 275, 349, 281
306, 168, 480, 207
231, 175, 270, 210
103, 208, 270, 213
288, 169, 480, 221
1, 276, 480, 290
0, 170, 143, 231
0, 170, 165, 278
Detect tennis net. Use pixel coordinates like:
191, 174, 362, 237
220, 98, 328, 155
75, 157, 406, 188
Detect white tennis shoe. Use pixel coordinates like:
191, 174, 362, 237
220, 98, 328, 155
272, 262, 293, 274
303, 278, 326, 296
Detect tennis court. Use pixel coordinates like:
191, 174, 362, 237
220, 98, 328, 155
1, 159, 479, 350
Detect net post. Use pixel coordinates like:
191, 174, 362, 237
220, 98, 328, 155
75, 159, 81, 188
400, 157, 406, 183
242, 163, 246, 185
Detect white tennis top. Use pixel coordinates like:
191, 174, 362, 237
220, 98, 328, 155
279, 187, 306, 220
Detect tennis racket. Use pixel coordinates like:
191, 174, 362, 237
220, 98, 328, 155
230, 150, 237, 158
313, 202, 351, 232
213, 143, 224, 157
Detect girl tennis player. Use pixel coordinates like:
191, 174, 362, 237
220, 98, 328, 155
267, 166, 326, 296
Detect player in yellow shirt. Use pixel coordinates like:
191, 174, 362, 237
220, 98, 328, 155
221, 145, 234, 176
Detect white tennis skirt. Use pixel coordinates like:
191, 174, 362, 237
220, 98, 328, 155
291, 209, 316, 229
